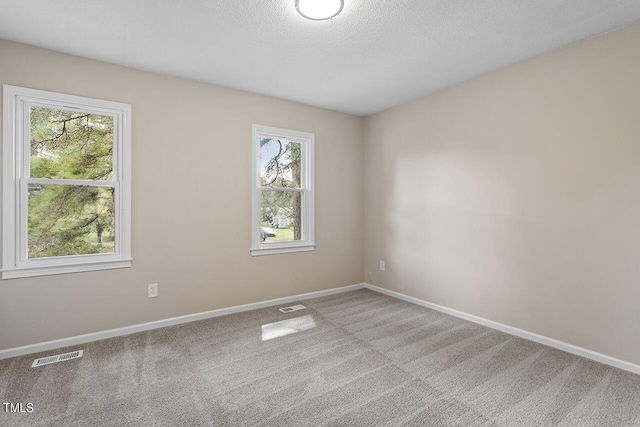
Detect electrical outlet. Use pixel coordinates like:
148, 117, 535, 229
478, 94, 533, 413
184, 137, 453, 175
367, 271, 372, 282
379, 261, 385, 271
148, 283, 158, 298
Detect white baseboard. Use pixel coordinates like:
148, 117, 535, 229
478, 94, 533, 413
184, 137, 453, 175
6, 281, 637, 376
0, 283, 366, 360
364, 283, 640, 376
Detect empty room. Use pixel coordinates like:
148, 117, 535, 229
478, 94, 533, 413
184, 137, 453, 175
1, 0, 640, 425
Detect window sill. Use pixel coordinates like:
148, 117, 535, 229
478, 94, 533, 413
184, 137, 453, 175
251, 243, 315, 256
1, 259, 133, 279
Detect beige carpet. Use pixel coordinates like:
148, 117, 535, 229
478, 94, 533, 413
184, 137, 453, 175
1, 289, 639, 426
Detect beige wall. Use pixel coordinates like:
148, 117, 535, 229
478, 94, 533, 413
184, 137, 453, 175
364, 21, 640, 365
0, 39, 365, 350
3, 20, 640, 366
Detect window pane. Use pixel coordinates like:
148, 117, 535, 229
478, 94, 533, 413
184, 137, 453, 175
30, 106, 114, 180
260, 190, 302, 242
28, 184, 115, 258
260, 137, 301, 188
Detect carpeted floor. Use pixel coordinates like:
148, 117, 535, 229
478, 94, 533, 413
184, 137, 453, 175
1, 289, 639, 426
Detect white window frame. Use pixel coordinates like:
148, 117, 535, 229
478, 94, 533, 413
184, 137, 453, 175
251, 124, 315, 256
2, 85, 132, 279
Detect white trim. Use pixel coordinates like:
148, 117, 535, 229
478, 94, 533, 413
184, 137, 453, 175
251, 124, 315, 256
251, 243, 316, 256
1, 85, 132, 279
0, 283, 365, 360
4, 281, 636, 375
364, 283, 640, 376
1, 259, 132, 279
24, 178, 118, 187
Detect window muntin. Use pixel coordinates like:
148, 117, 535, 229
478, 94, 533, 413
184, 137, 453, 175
2, 85, 131, 278
252, 125, 314, 256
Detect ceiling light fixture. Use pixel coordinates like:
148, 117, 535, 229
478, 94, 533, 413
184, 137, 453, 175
295, 0, 344, 21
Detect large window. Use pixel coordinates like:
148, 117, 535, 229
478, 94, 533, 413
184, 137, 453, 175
2, 85, 131, 278
251, 124, 314, 256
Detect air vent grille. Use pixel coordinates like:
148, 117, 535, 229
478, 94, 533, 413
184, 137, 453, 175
32, 350, 83, 367
279, 304, 306, 313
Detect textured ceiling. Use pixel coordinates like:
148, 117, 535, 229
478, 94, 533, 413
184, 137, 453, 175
1, 0, 640, 115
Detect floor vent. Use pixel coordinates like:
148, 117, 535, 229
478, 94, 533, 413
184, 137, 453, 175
279, 304, 306, 313
32, 350, 83, 368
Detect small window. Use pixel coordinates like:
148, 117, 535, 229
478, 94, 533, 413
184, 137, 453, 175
251, 124, 314, 256
2, 85, 132, 278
